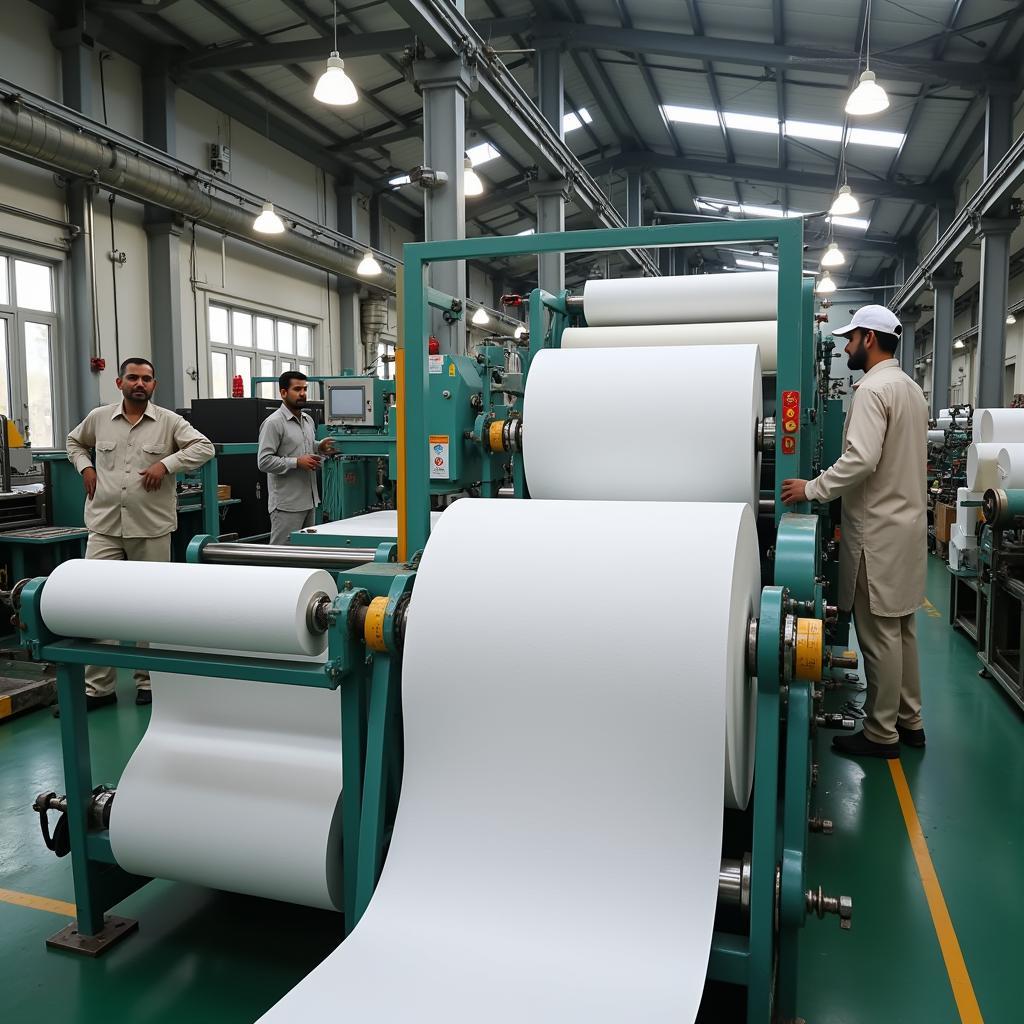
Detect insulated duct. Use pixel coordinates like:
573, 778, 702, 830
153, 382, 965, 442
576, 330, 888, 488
0, 93, 395, 291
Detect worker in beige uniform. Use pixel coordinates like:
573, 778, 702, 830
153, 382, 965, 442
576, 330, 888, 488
781, 305, 928, 758
65, 357, 215, 710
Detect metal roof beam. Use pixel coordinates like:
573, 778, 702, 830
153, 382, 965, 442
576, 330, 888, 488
179, 31, 414, 72
589, 153, 950, 203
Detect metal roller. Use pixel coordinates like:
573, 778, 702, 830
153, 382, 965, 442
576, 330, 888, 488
199, 542, 381, 570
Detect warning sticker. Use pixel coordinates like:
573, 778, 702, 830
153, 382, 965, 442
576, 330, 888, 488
428, 354, 444, 374
429, 434, 450, 480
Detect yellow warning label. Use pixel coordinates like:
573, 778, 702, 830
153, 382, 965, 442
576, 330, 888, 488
448, 362, 456, 376
794, 618, 823, 681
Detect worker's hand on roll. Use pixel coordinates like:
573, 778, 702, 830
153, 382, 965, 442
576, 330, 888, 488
781, 478, 809, 505
318, 438, 336, 455
296, 454, 322, 471
82, 467, 97, 500
139, 462, 168, 492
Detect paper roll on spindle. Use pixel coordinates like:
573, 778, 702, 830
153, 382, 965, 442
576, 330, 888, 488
582, 272, 777, 327
975, 408, 1024, 443
927, 430, 945, 444
258, 498, 758, 1024
936, 417, 953, 430
40, 560, 335, 656
996, 444, 1024, 488
561, 321, 778, 372
967, 443, 1002, 492
524, 344, 762, 508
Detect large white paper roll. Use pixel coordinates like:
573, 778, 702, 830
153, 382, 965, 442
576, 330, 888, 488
40, 560, 333, 657
561, 321, 778, 372
524, 344, 762, 508
975, 408, 1024, 443
582, 272, 777, 327
996, 444, 1024, 487
109, 648, 344, 910
936, 417, 953, 430
967, 443, 1003, 492
259, 498, 758, 1023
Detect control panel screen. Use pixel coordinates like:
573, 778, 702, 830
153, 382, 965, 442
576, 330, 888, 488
329, 386, 365, 418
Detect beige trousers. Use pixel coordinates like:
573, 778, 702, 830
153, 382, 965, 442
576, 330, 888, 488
852, 554, 924, 744
84, 532, 171, 697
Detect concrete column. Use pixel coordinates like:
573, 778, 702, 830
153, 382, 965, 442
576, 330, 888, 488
54, 24, 100, 420
929, 269, 959, 418
898, 306, 920, 379
535, 41, 565, 294
415, 59, 476, 354
142, 65, 187, 407
976, 91, 1018, 408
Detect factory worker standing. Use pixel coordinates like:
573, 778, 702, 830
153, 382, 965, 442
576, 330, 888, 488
781, 306, 928, 758
258, 371, 335, 545
66, 357, 216, 710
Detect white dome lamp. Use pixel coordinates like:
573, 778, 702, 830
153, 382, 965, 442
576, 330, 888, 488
464, 155, 485, 197
829, 185, 860, 217
845, 0, 889, 116
253, 201, 285, 234
821, 242, 846, 268
471, 306, 490, 326
314, 2, 358, 106
815, 272, 837, 295
357, 250, 382, 277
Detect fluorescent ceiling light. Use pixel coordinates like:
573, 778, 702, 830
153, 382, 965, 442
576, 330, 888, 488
389, 174, 411, 186
735, 258, 778, 271
786, 120, 843, 143
829, 215, 870, 231
466, 142, 500, 166
723, 111, 778, 134
563, 108, 593, 133
662, 104, 720, 127
848, 127, 903, 149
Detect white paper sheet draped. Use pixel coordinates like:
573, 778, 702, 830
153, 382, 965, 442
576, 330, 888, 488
40, 560, 334, 657
561, 321, 778, 372
299, 509, 442, 539
524, 344, 762, 510
582, 272, 777, 326
259, 498, 758, 1024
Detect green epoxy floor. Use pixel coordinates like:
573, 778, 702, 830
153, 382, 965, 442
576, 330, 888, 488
1, 555, 1019, 1023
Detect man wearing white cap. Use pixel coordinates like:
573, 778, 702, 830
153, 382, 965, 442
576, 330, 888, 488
781, 305, 929, 758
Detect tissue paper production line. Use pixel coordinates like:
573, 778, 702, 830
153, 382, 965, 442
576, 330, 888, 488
8, 219, 858, 1024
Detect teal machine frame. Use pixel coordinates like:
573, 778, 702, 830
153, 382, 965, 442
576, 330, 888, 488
16, 220, 852, 1022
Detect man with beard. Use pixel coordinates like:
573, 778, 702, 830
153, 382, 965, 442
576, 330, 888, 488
66, 357, 215, 708
781, 306, 928, 758
257, 370, 335, 545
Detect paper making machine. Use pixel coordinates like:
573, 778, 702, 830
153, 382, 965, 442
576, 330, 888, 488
13, 220, 855, 1024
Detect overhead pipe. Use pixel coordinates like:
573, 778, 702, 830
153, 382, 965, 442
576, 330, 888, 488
0, 92, 395, 292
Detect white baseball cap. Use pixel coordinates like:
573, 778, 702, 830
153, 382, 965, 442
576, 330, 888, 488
831, 304, 902, 338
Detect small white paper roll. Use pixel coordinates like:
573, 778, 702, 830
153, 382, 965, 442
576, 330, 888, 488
996, 443, 1024, 487
967, 443, 1002, 491
928, 430, 945, 444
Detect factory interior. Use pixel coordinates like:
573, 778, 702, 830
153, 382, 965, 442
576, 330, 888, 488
1, 1, 1023, 1022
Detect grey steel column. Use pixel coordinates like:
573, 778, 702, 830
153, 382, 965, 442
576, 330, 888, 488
535, 41, 566, 295
416, 59, 475, 354
55, 25, 100, 421
976, 91, 1018, 408
335, 177, 364, 372
626, 168, 643, 227
142, 65, 186, 408
930, 268, 960, 418
898, 307, 919, 380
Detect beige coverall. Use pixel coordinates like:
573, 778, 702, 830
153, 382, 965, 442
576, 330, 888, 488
66, 401, 215, 696
804, 358, 929, 744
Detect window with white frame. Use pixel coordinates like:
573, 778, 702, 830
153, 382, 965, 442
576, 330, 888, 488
0, 253, 60, 448
208, 302, 315, 400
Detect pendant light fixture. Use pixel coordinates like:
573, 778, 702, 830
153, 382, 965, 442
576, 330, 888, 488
471, 306, 490, 326
357, 250, 382, 277
845, 0, 889, 116
253, 200, 285, 234
821, 242, 845, 268
829, 184, 860, 217
815, 272, 837, 295
314, 1, 358, 106
464, 155, 485, 197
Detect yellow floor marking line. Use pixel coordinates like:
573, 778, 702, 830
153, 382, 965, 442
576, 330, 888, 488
0, 887, 76, 917
888, 760, 984, 1024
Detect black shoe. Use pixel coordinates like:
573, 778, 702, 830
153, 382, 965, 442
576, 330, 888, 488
832, 730, 900, 759
135, 689, 152, 706
897, 724, 926, 748
52, 693, 118, 718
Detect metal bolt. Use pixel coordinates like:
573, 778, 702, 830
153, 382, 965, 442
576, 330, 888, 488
808, 816, 833, 834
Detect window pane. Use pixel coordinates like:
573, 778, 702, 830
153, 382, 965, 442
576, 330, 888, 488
281, 360, 292, 373
232, 310, 253, 347
211, 351, 228, 398
235, 354, 252, 397
209, 304, 229, 344
260, 357, 275, 399
0, 256, 8, 305
256, 316, 275, 350
276, 320, 293, 354
15, 260, 53, 312
0, 320, 9, 416
24, 321, 54, 447
296, 324, 311, 357
298, 363, 312, 377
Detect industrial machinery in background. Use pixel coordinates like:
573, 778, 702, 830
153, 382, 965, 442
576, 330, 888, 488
14, 220, 857, 1024
929, 404, 972, 557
